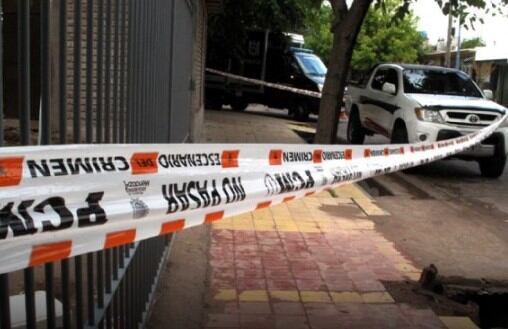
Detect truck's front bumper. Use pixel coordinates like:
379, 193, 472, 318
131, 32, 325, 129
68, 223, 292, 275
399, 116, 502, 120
413, 122, 508, 159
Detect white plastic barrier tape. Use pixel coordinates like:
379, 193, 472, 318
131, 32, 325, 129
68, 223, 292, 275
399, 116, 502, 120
0, 113, 506, 274
206, 68, 322, 98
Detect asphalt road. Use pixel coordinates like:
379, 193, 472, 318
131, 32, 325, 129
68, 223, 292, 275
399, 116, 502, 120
409, 158, 508, 214
335, 117, 508, 216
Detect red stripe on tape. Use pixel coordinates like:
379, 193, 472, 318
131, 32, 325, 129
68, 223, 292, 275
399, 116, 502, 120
205, 211, 224, 224
131, 152, 158, 175
221, 150, 240, 168
364, 149, 371, 158
384, 148, 390, 156
256, 201, 272, 209
345, 149, 353, 160
400, 147, 405, 154
269, 150, 283, 166
104, 229, 136, 249
0, 157, 24, 187
313, 149, 323, 163
160, 219, 185, 235
305, 191, 315, 197
30, 241, 72, 267
283, 196, 296, 203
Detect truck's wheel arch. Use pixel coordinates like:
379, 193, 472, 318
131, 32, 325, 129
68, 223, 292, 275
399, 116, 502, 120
392, 118, 406, 131
391, 119, 409, 144
350, 105, 360, 120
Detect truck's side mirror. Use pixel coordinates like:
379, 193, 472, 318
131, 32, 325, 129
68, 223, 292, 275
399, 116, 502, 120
382, 82, 397, 95
483, 89, 494, 100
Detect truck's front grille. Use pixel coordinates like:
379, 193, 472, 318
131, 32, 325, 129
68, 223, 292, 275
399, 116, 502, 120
441, 109, 502, 127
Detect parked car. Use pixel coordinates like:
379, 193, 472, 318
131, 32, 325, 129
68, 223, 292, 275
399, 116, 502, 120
345, 63, 508, 178
206, 31, 326, 121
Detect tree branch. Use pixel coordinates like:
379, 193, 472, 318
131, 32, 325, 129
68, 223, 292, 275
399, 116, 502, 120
330, 0, 349, 30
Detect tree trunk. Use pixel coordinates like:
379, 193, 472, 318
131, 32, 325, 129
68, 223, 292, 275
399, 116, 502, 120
314, 1, 372, 144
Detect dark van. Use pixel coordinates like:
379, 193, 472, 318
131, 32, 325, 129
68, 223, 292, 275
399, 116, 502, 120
205, 31, 326, 121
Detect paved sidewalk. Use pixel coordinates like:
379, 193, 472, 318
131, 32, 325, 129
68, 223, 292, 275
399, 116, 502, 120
200, 109, 476, 329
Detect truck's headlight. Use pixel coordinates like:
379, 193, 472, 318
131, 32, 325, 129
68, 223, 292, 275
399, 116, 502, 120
415, 108, 445, 124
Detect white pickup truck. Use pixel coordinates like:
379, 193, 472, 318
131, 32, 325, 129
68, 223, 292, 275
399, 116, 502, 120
345, 63, 508, 178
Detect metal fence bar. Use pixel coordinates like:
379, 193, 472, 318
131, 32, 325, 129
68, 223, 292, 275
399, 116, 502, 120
73, 0, 82, 143
105, 249, 112, 294
119, 0, 127, 143
44, 263, 56, 329
61, 259, 71, 328
96, 0, 105, 143
0, 274, 10, 329
75, 255, 84, 329
127, 0, 136, 143
97, 250, 105, 308
149, 0, 156, 143
87, 253, 95, 325
113, 0, 120, 143
23, 268, 36, 329
144, 1, 151, 143
86, 0, 94, 143
17, 0, 30, 145
59, 0, 67, 144
156, 0, 162, 143
0, 0, 4, 147
166, 0, 176, 142
40, 0, 50, 145
135, 1, 143, 142
104, 0, 112, 143
113, 290, 119, 329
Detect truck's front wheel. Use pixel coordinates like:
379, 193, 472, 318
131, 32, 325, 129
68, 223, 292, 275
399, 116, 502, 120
347, 110, 365, 144
291, 103, 310, 122
479, 155, 506, 178
231, 99, 249, 112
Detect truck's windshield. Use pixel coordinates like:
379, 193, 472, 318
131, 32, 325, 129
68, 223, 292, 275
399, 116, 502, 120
403, 69, 482, 98
295, 53, 327, 77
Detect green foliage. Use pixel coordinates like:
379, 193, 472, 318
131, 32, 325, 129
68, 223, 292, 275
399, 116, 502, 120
302, 1, 426, 70
208, 0, 318, 58
303, 6, 334, 64
351, 0, 426, 71
460, 37, 486, 49
430, 0, 507, 29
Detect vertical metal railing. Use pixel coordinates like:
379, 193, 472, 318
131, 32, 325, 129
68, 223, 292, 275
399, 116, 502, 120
17, 0, 30, 145
0, 0, 181, 328
0, 1, 6, 324
0, 0, 3, 148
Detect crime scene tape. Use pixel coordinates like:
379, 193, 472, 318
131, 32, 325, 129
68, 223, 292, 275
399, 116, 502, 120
206, 68, 322, 98
0, 112, 506, 274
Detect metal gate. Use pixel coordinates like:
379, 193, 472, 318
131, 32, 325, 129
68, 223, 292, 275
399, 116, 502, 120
0, 0, 197, 328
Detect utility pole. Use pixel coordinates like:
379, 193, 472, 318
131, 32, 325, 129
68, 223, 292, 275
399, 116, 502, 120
445, 10, 453, 67
455, 15, 462, 70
